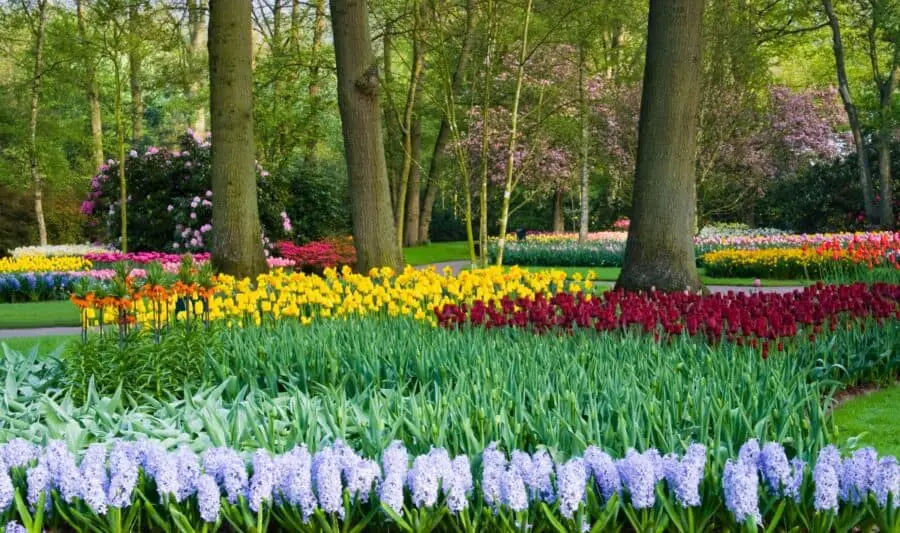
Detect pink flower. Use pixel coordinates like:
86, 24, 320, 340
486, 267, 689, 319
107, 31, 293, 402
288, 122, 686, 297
753, 278, 761, 288
206, 190, 213, 198
190, 212, 197, 219
200, 224, 212, 233
167, 205, 174, 212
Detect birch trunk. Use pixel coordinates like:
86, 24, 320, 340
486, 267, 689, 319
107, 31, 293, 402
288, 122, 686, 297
29, 0, 48, 246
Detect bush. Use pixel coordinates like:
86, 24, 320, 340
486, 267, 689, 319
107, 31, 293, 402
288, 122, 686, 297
758, 141, 900, 232
276, 237, 356, 273
279, 158, 352, 242
82, 133, 291, 253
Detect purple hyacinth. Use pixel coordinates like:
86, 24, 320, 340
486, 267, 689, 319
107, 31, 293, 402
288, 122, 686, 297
4, 522, 25, 533
107, 443, 139, 508
662, 444, 706, 508
482, 443, 508, 507
785, 457, 806, 502
0, 459, 12, 512
722, 459, 761, 525
379, 441, 408, 515
446, 455, 473, 514
500, 467, 528, 512
840, 448, 878, 505
617, 450, 657, 510
202, 447, 247, 505
196, 474, 221, 523
584, 446, 620, 503
174, 446, 200, 502
26, 464, 51, 511
511, 450, 555, 503
42, 440, 82, 504
738, 440, 761, 469
146, 444, 179, 501
813, 447, 841, 512
556, 458, 587, 520
79, 444, 108, 515
312, 447, 344, 518
275, 446, 316, 520
759, 443, 791, 496
1, 439, 36, 469
345, 455, 380, 505
249, 449, 276, 512
408, 452, 440, 508
873, 456, 899, 508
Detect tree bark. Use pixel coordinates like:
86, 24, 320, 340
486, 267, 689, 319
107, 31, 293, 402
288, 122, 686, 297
208, 0, 268, 277
552, 187, 565, 232
418, 0, 478, 245
188, 0, 208, 133
403, 117, 423, 246
303, 0, 326, 164
382, 23, 401, 211
494, 0, 532, 266
113, 58, 128, 252
330, 0, 403, 271
76, 0, 104, 171
29, 0, 48, 246
877, 64, 897, 227
128, 0, 144, 143
394, 0, 427, 249
616, 0, 705, 293
578, 42, 590, 242
822, 0, 876, 223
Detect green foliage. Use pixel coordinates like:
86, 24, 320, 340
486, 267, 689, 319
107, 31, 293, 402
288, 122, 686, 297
758, 142, 900, 233
62, 325, 221, 402
278, 158, 352, 242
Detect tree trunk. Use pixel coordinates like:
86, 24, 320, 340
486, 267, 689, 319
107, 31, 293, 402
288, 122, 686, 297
188, 0, 208, 134
822, 0, 876, 223
494, 0, 532, 266
616, 0, 705, 293
303, 0, 326, 164
76, 0, 104, 171
383, 23, 401, 211
873, 35, 898, 229
552, 187, 565, 232
478, 2, 496, 267
578, 42, 590, 242
330, 0, 403, 271
129, 0, 143, 144
208, 0, 268, 277
113, 60, 128, 253
29, 0, 48, 246
394, 0, 427, 249
418, 0, 479, 245
403, 117, 423, 246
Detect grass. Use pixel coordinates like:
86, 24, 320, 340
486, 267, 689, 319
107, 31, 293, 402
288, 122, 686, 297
832, 385, 900, 458
517, 266, 807, 287
0, 300, 81, 329
0, 334, 76, 354
403, 241, 470, 265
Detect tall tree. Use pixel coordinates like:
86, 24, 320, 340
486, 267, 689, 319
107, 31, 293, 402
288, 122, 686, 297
208, 0, 268, 277
419, 0, 479, 245
187, 0, 207, 133
304, 0, 326, 163
27, 0, 49, 246
863, 0, 899, 228
494, 0, 533, 266
616, 0, 705, 292
128, 0, 143, 143
76, 0, 104, 170
822, 0, 876, 223
330, 0, 402, 271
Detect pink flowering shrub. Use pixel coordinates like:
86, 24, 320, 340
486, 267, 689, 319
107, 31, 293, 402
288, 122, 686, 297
83, 131, 291, 253
277, 237, 356, 273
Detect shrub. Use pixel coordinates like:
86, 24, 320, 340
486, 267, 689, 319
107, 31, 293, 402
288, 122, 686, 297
276, 237, 356, 273
82, 132, 291, 253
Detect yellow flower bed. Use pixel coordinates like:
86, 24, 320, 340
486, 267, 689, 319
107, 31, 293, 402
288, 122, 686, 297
701, 248, 849, 279
85, 265, 596, 329
0, 255, 90, 273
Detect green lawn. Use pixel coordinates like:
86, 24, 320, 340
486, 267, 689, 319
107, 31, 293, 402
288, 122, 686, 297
0, 300, 81, 329
403, 241, 470, 265
832, 386, 900, 457
1, 334, 76, 354
517, 266, 806, 287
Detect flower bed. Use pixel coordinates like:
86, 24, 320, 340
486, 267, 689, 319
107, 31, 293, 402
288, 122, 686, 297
7, 244, 109, 258
0, 437, 894, 532
435, 283, 900, 351
84, 251, 211, 266
276, 237, 356, 272
0, 256, 89, 274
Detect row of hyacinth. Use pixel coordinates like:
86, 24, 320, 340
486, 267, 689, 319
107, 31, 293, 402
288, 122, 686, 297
0, 438, 896, 531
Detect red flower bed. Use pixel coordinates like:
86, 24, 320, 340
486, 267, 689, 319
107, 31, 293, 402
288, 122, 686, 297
434, 283, 900, 353
277, 238, 356, 272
